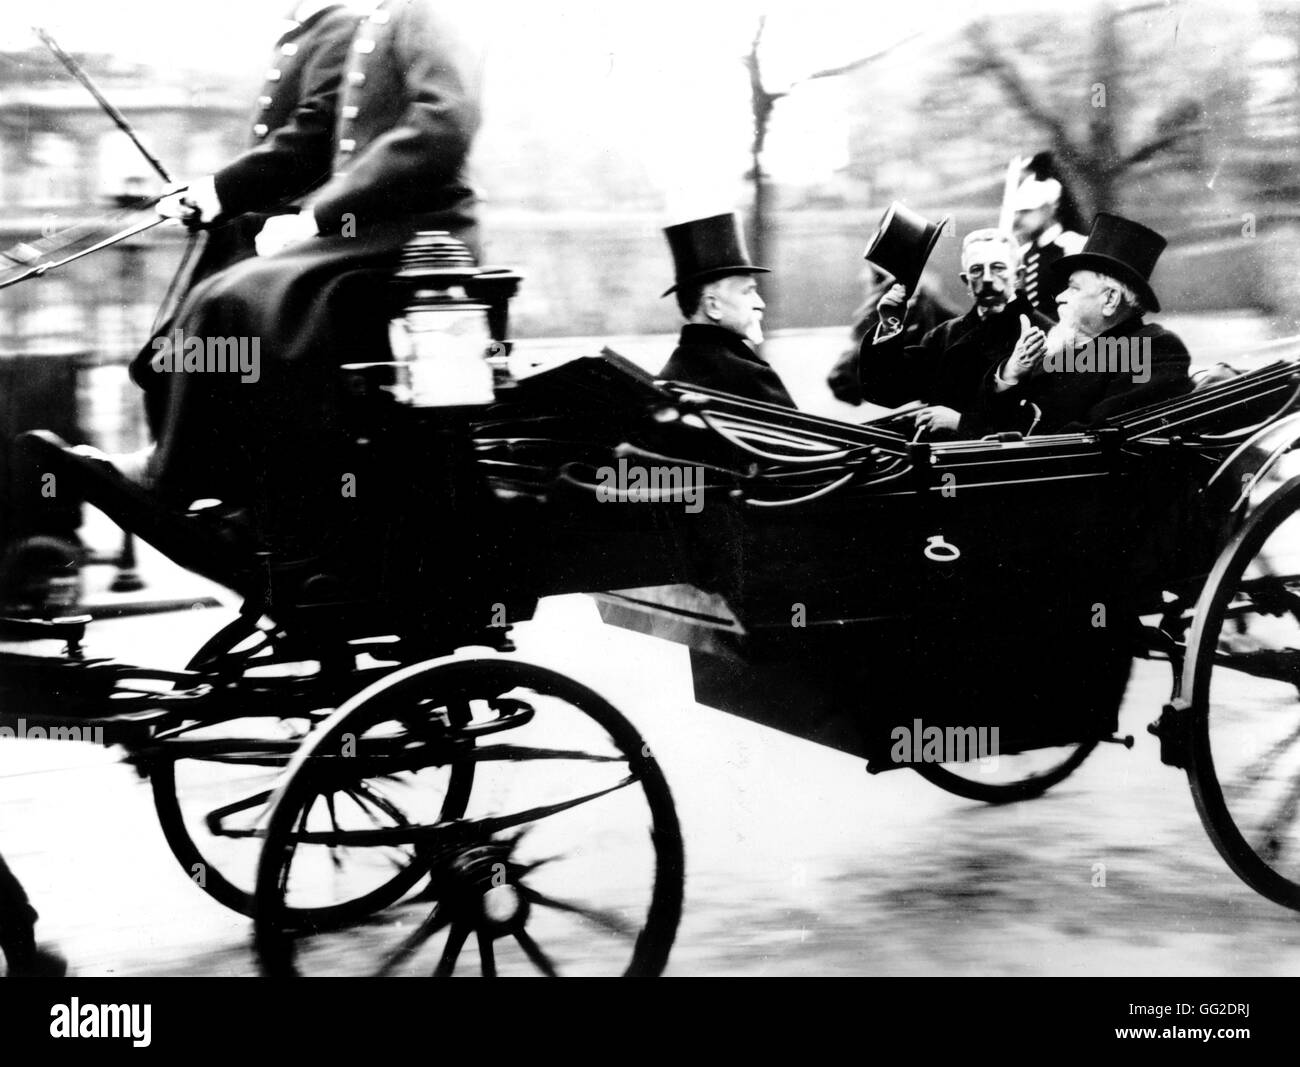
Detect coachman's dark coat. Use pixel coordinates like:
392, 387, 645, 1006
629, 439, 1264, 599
859, 295, 1053, 438
149, 0, 483, 539
658, 324, 796, 408
200, 2, 362, 277
826, 285, 960, 406
133, 2, 359, 433
971, 317, 1192, 434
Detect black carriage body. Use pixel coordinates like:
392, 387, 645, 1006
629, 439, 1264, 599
594, 435, 1188, 763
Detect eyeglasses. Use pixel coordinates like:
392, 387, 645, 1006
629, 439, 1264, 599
965, 263, 1013, 279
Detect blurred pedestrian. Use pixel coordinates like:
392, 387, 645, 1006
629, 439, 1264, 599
0, 852, 65, 977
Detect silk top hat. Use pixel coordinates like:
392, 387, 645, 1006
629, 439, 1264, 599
662, 212, 770, 297
1049, 212, 1166, 313
863, 202, 951, 296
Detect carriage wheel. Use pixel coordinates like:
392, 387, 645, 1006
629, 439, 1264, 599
912, 741, 1099, 804
907, 619, 1129, 804
254, 655, 684, 977
1184, 473, 1300, 910
150, 615, 466, 918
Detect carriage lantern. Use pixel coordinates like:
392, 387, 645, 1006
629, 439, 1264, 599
384, 231, 522, 408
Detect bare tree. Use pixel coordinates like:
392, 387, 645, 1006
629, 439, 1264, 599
744, 18, 921, 312
964, 2, 1205, 219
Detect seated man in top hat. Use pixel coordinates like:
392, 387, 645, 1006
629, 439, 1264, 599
973, 213, 1191, 435
657, 213, 795, 408
860, 228, 1053, 439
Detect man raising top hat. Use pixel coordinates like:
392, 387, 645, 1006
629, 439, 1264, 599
972, 212, 1191, 435
860, 226, 1054, 439
656, 213, 795, 408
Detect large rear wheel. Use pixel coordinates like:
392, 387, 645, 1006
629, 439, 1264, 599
1184, 474, 1300, 910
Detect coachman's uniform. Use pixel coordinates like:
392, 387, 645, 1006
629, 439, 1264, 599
133, 1, 359, 433
149, 0, 484, 536
1019, 223, 1085, 321
202, 2, 361, 279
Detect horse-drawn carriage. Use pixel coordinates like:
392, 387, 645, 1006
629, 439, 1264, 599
3, 230, 1300, 976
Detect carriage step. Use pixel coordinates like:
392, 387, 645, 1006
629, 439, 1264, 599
0, 614, 91, 647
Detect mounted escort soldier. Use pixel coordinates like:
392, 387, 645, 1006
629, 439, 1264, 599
657, 213, 795, 408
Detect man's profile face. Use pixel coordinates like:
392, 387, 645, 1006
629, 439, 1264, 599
1013, 205, 1053, 244
704, 274, 766, 344
1056, 270, 1112, 337
960, 240, 1017, 314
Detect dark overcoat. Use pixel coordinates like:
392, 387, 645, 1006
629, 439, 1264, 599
826, 286, 959, 406
858, 295, 1054, 438
970, 317, 1193, 435
133, 2, 359, 433
148, 0, 484, 527
658, 324, 796, 408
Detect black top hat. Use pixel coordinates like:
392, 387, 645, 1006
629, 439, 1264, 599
863, 202, 951, 296
1048, 212, 1166, 313
662, 212, 770, 297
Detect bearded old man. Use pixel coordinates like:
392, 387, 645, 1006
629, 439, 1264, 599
973, 213, 1192, 435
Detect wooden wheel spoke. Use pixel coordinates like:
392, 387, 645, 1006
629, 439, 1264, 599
476, 928, 497, 977
375, 905, 450, 976
513, 928, 559, 977
433, 922, 470, 977
520, 886, 637, 939
466, 744, 624, 765
1224, 722, 1300, 802
341, 783, 418, 870
1250, 774, 1300, 863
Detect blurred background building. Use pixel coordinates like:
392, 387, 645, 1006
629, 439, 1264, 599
1, 0, 1299, 388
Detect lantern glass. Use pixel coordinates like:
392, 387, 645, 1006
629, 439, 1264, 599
388, 295, 494, 407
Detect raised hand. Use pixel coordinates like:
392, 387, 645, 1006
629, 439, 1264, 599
876, 283, 909, 322
1003, 313, 1046, 385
